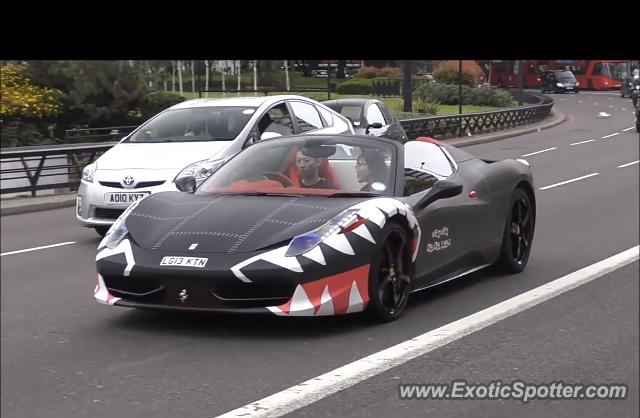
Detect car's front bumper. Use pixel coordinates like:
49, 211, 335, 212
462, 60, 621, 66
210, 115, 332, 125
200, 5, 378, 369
76, 170, 180, 227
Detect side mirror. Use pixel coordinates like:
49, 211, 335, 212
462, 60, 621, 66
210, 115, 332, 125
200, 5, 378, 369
260, 132, 282, 140
175, 176, 197, 194
365, 122, 383, 134
416, 180, 463, 210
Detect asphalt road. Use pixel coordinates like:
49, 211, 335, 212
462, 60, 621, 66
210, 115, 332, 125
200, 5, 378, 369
1, 91, 638, 418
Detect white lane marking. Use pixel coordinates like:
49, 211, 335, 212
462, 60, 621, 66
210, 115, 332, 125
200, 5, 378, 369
622, 127, 634, 132
216, 246, 639, 418
539, 173, 600, 190
602, 132, 620, 139
1, 241, 76, 257
521, 147, 556, 157
618, 160, 639, 168
570, 139, 596, 146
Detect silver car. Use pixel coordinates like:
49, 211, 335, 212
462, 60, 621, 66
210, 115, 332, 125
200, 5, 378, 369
76, 95, 354, 236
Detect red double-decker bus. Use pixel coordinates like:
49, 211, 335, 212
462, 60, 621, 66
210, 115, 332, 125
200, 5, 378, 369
488, 60, 550, 88
489, 60, 628, 90
552, 60, 626, 90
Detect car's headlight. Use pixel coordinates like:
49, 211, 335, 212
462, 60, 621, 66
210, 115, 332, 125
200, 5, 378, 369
104, 200, 141, 249
285, 208, 367, 257
174, 158, 226, 184
82, 162, 97, 183
575, 81, 580, 86
556, 83, 564, 87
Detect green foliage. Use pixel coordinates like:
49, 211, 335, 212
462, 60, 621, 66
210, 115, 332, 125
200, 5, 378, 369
24, 60, 150, 134
355, 66, 402, 80
433, 69, 475, 87
336, 78, 374, 95
414, 83, 517, 107
139, 91, 185, 119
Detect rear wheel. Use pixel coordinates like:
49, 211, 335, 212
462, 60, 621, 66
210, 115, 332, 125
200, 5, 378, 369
367, 224, 411, 322
94, 226, 110, 237
495, 188, 535, 274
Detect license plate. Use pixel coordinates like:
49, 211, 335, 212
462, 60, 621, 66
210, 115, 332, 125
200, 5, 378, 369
160, 256, 208, 268
104, 192, 150, 205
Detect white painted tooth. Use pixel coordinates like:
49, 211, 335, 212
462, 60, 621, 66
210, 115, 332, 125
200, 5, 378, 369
288, 285, 315, 316
352, 223, 375, 244
374, 199, 400, 217
323, 232, 354, 255
94, 274, 109, 304
96, 239, 135, 277
301, 245, 326, 265
346, 281, 364, 313
357, 205, 386, 227
231, 246, 303, 283
267, 306, 287, 316
315, 285, 335, 316
261, 246, 304, 273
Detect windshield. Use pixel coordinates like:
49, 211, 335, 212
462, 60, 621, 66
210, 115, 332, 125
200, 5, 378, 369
556, 71, 576, 82
197, 136, 396, 197
127, 106, 257, 143
594, 62, 627, 81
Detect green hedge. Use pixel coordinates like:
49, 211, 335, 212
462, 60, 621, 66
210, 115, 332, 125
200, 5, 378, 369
336, 78, 373, 95
414, 84, 516, 107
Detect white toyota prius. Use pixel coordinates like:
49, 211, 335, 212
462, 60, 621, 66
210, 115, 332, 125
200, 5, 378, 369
76, 95, 354, 236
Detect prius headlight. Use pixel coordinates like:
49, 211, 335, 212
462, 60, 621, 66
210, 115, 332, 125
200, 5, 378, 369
175, 158, 226, 184
556, 82, 564, 87
82, 162, 97, 183
104, 200, 141, 249
285, 208, 367, 257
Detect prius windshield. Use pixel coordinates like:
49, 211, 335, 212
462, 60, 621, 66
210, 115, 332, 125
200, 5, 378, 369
127, 107, 257, 143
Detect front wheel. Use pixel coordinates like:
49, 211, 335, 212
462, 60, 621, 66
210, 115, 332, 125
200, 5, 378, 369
94, 226, 110, 237
367, 224, 412, 322
495, 188, 535, 274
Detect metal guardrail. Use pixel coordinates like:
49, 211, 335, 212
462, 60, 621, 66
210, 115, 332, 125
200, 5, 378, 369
399, 90, 553, 140
0, 143, 115, 196
1, 91, 554, 195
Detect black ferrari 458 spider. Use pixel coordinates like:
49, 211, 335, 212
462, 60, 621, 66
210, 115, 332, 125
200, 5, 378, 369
95, 134, 535, 321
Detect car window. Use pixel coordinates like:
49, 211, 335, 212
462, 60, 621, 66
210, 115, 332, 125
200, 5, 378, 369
366, 103, 386, 125
256, 103, 294, 138
316, 106, 334, 127
338, 105, 364, 127
377, 103, 396, 124
403, 169, 439, 196
404, 141, 454, 180
290, 101, 324, 133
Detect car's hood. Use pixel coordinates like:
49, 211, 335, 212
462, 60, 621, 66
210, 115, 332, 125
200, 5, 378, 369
97, 141, 231, 170
125, 191, 366, 253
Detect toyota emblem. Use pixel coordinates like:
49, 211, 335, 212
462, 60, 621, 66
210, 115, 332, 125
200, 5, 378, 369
121, 176, 135, 189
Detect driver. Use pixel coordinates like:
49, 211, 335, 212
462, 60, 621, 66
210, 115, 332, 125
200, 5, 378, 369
296, 147, 333, 189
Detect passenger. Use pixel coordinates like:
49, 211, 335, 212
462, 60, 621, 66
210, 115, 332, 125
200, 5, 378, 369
356, 150, 388, 192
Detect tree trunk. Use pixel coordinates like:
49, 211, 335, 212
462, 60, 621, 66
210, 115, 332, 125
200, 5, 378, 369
253, 60, 258, 96
336, 60, 346, 79
284, 60, 290, 91
191, 60, 195, 93
221, 67, 226, 97
204, 60, 209, 98
177, 60, 183, 96
237, 60, 241, 96
171, 61, 176, 92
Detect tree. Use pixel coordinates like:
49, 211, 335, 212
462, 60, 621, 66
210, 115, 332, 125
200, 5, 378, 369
1, 64, 61, 147
23, 60, 149, 136
336, 60, 346, 79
